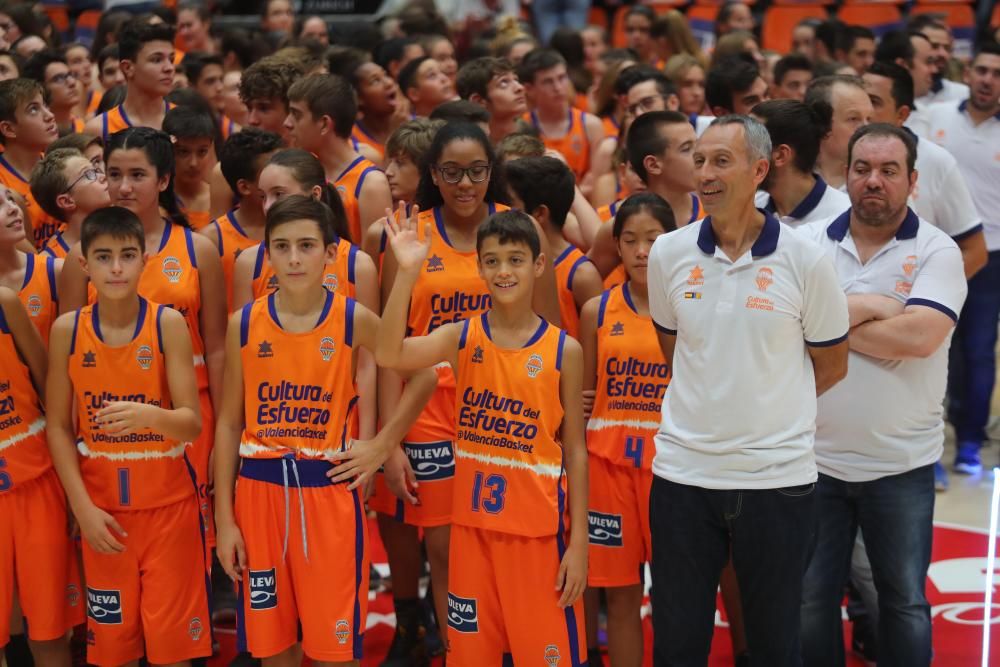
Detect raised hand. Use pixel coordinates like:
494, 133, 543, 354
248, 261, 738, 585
384, 201, 430, 274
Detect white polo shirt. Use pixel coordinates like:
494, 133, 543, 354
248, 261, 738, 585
799, 209, 967, 482
648, 211, 850, 490
907, 129, 983, 241
916, 79, 969, 108
691, 114, 715, 137
754, 175, 851, 229
925, 100, 1000, 250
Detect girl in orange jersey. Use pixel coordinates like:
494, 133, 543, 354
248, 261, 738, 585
57, 127, 226, 562
163, 106, 216, 231
0, 184, 60, 345
46, 208, 211, 667
0, 288, 82, 666
580, 194, 675, 667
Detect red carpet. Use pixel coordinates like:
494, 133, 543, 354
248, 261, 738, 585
207, 521, 999, 666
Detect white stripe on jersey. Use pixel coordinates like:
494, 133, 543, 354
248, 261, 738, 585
77, 440, 190, 460
586, 417, 661, 432
0, 417, 45, 452
455, 447, 562, 478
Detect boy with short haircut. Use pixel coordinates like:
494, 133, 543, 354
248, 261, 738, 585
0, 78, 62, 249
456, 57, 528, 144
30, 146, 112, 258
200, 128, 285, 311
182, 51, 241, 140
0, 287, 82, 666
518, 49, 604, 183
239, 56, 303, 142
377, 209, 589, 666
162, 105, 217, 231
506, 156, 603, 340
95, 45, 125, 93
22, 49, 84, 133
46, 206, 211, 667
213, 194, 436, 665
85, 19, 178, 140
397, 56, 457, 118
284, 73, 392, 244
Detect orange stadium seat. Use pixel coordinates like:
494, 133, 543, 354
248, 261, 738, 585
687, 4, 721, 50
911, 3, 976, 57
837, 4, 902, 37
588, 6, 609, 30
39, 1, 69, 42
994, 2, 1000, 28
761, 5, 829, 54
73, 9, 103, 48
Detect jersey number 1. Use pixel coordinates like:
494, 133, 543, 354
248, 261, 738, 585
471, 471, 507, 514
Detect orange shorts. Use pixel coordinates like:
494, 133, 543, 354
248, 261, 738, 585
235, 457, 369, 662
587, 454, 652, 587
0, 469, 84, 646
447, 524, 586, 666
82, 495, 211, 667
367, 439, 454, 527
192, 388, 216, 549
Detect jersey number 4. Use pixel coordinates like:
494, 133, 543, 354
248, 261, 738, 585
471, 471, 507, 514
625, 436, 644, 469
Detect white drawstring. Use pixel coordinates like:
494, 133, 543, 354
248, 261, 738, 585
279, 456, 309, 561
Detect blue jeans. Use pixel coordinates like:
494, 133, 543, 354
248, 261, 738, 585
800, 465, 935, 667
531, 0, 590, 45
649, 476, 818, 667
948, 250, 1000, 446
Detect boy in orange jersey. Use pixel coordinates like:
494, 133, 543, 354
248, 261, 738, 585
163, 106, 216, 231
506, 156, 602, 341
518, 50, 604, 184
213, 195, 436, 666
200, 128, 284, 311
377, 209, 589, 666
0, 287, 82, 666
0, 78, 62, 250
85, 20, 177, 141
284, 73, 392, 245
45, 207, 211, 667
30, 147, 111, 259
398, 56, 457, 119
456, 57, 528, 145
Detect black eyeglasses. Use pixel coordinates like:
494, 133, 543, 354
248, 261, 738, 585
47, 71, 77, 86
63, 167, 103, 193
435, 164, 491, 184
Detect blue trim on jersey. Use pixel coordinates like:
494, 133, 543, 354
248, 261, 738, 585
101, 111, 109, 142
239, 456, 341, 487
556, 330, 566, 371
352, 486, 365, 659
92, 296, 147, 342
555, 459, 583, 666
805, 331, 848, 348
45, 256, 58, 303
433, 206, 452, 247
239, 303, 252, 347
20, 252, 34, 290
622, 281, 637, 314
266, 291, 282, 328
215, 219, 224, 253
907, 297, 959, 323
343, 295, 354, 347
69, 309, 80, 354
338, 395, 359, 453
348, 244, 358, 283
155, 305, 165, 353
689, 193, 701, 223
523, 318, 549, 348
596, 289, 611, 328
394, 498, 405, 522
235, 578, 248, 653
227, 209, 248, 238
458, 317, 470, 350
252, 244, 266, 279
554, 245, 575, 268
356, 166, 378, 199
117, 104, 133, 128
184, 227, 198, 268
566, 256, 588, 291
336, 156, 366, 183
0, 300, 9, 334
158, 220, 173, 253
0, 155, 26, 183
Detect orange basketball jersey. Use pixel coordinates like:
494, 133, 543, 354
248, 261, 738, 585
180, 204, 211, 231
212, 210, 259, 309
351, 122, 384, 161
405, 205, 504, 444
601, 115, 620, 140
219, 114, 238, 141
334, 156, 381, 244
526, 109, 591, 180
68, 298, 194, 510
238, 289, 358, 459
42, 229, 72, 259
249, 238, 359, 301
586, 283, 667, 469
0, 155, 63, 250
17, 252, 58, 346
0, 300, 50, 488
97, 101, 174, 142
86, 90, 101, 116
596, 199, 622, 224
553, 245, 592, 340
453, 314, 567, 537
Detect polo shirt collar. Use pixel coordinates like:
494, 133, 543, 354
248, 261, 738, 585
825, 207, 919, 241
902, 125, 919, 144
958, 99, 1000, 121
697, 209, 781, 258
764, 175, 829, 220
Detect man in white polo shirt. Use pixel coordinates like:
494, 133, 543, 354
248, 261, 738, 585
647, 115, 849, 666
798, 124, 966, 667
924, 41, 1000, 475
751, 99, 850, 228
909, 15, 970, 107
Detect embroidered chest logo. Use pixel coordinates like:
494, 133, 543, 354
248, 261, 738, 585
136, 345, 153, 370
610, 321, 624, 336
471, 346, 484, 363
162, 256, 183, 283
257, 340, 273, 359
266, 275, 279, 290
26, 294, 42, 316
902, 255, 918, 277
526, 353, 544, 378
323, 272, 339, 292
897, 254, 917, 296
82, 351, 97, 368
426, 254, 445, 272
319, 336, 336, 362
545, 645, 562, 666
686, 265, 704, 286
755, 267, 774, 292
